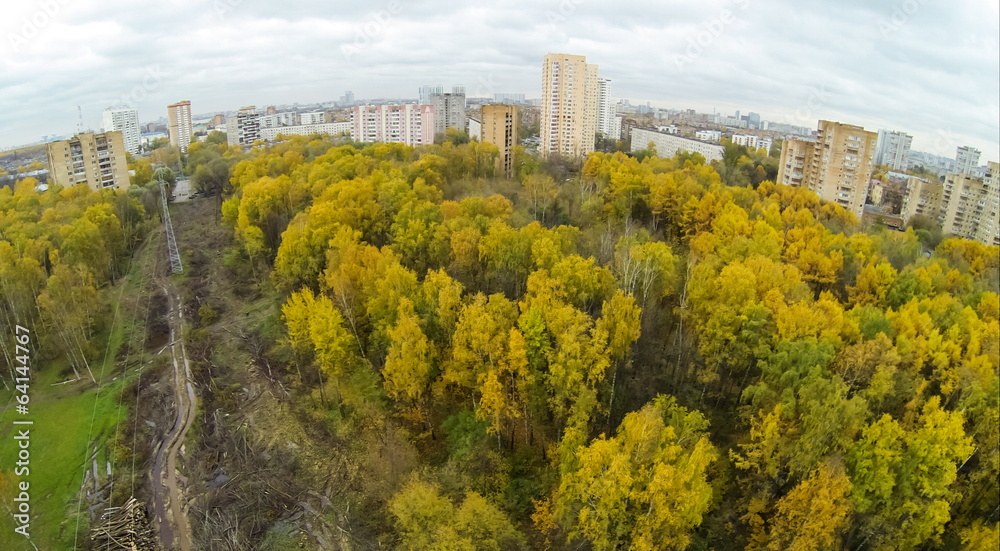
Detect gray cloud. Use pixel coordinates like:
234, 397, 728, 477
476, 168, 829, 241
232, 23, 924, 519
1, 0, 997, 161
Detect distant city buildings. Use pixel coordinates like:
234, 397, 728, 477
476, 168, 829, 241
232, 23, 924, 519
102, 107, 141, 155
778, 120, 878, 217
731, 134, 771, 152
46, 131, 131, 190
630, 127, 725, 163
541, 53, 599, 157
226, 106, 261, 146
167, 100, 193, 153
955, 145, 981, 175
351, 104, 435, 147
875, 129, 913, 171
430, 87, 467, 137
481, 104, 518, 178
493, 93, 527, 104
340, 91, 355, 105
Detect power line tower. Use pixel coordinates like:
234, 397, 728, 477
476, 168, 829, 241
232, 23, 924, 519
158, 167, 183, 273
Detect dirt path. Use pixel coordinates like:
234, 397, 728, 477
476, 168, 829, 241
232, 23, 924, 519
150, 281, 196, 551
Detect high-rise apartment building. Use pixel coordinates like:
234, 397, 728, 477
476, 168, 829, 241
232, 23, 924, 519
351, 104, 435, 147
429, 87, 467, 137
541, 53, 599, 157
777, 120, 878, 217
419, 85, 444, 105
596, 78, 615, 138
955, 146, 981, 175
46, 132, 131, 190
226, 106, 261, 146
875, 129, 913, 171
940, 164, 999, 245
167, 100, 193, 153
481, 104, 518, 178
102, 107, 141, 155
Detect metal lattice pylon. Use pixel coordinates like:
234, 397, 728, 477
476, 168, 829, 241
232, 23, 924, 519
159, 171, 183, 274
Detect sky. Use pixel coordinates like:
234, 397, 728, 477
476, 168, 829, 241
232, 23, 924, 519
1, 0, 998, 162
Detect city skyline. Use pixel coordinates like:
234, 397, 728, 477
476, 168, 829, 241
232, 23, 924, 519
1, 0, 998, 161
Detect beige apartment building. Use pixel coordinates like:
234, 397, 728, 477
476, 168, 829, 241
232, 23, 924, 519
481, 104, 518, 178
46, 132, 131, 191
167, 100, 193, 153
541, 53, 598, 157
940, 164, 1000, 245
901, 176, 945, 222
777, 120, 877, 217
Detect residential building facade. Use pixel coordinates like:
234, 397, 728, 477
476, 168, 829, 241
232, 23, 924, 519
596, 78, 615, 138
102, 107, 141, 155
430, 88, 467, 137
541, 53, 598, 157
875, 129, 912, 171
226, 106, 261, 146
900, 176, 944, 222
777, 120, 878, 217
941, 164, 999, 245
955, 146, 981, 175
46, 132, 131, 190
630, 128, 724, 163
351, 104, 435, 147
481, 104, 518, 178
167, 100, 193, 153
259, 122, 352, 141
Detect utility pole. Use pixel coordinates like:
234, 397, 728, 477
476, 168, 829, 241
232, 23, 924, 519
158, 166, 183, 273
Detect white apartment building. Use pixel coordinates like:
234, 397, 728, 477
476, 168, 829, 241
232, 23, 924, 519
631, 128, 725, 162
351, 104, 435, 147
695, 130, 722, 143
596, 78, 616, 138
875, 129, 913, 171
226, 106, 261, 146
731, 134, 758, 148
258, 122, 352, 142
259, 112, 298, 128
102, 107, 141, 155
299, 111, 327, 125
955, 146, 981, 175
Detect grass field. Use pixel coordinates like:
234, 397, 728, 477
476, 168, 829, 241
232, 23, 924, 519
0, 231, 160, 550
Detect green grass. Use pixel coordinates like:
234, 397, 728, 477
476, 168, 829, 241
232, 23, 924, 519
0, 235, 157, 549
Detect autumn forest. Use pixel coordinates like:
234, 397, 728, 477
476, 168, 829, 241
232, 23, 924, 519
1, 134, 998, 550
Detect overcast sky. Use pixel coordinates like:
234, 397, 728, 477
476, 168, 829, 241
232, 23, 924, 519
2, 0, 998, 161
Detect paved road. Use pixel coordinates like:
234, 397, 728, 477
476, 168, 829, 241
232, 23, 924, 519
172, 179, 193, 203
